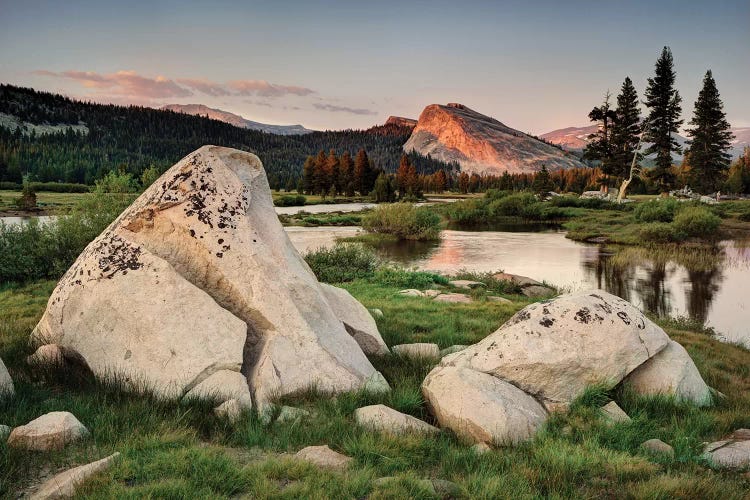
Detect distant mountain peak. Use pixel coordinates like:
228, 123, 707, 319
403, 103, 585, 174
384, 116, 417, 128
161, 104, 312, 135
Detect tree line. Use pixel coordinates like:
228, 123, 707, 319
584, 47, 734, 194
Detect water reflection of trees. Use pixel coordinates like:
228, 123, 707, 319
581, 245, 725, 323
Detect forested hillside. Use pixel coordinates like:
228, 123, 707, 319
0, 85, 458, 188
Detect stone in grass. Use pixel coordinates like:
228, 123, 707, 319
433, 293, 472, 304
0, 425, 11, 440
214, 399, 245, 423
295, 445, 352, 470
600, 401, 631, 424
640, 439, 674, 457
487, 296, 512, 304
354, 404, 439, 436
440, 345, 469, 357
392, 343, 440, 359
521, 285, 555, 298
0, 356, 13, 398
448, 280, 485, 289
8, 412, 89, 451
369, 308, 384, 319
471, 442, 492, 454
423, 289, 442, 298
276, 406, 311, 424
398, 289, 424, 297
30, 452, 120, 500
703, 440, 750, 469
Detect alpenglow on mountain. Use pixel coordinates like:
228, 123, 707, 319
403, 103, 585, 174
161, 104, 312, 135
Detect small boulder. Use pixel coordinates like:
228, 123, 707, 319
422, 365, 548, 445
433, 293, 472, 304
521, 285, 555, 298
0, 356, 13, 397
703, 440, 750, 469
30, 452, 120, 500
440, 345, 469, 357
295, 445, 352, 470
624, 340, 712, 406
214, 399, 244, 423
398, 289, 424, 297
491, 273, 541, 287
321, 283, 389, 355
640, 439, 674, 457
369, 308, 384, 319
26, 344, 65, 366
8, 412, 89, 451
0, 425, 10, 440
600, 401, 631, 424
423, 289, 442, 298
276, 406, 311, 424
183, 370, 252, 409
448, 280, 485, 289
727, 429, 750, 441
431, 479, 463, 497
487, 296, 512, 304
471, 442, 492, 454
392, 343, 440, 359
354, 404, 438, 435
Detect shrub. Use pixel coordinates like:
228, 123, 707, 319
95, 171, 138, 193
634, 199, 680, 223
303, 243, 378, 283
486, 192, 537, 217
372, 267, 448, 288
672, 206, 722, 238
362, 203, 441, 241
444, 199, 487, 223
274, 195, 306, 207
638, 222, 677, 243
15, 184, 37, 210
28, 182, 90, 193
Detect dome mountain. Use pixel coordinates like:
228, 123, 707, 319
403, 103, 585, 174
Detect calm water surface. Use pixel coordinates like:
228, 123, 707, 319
286, 226, 750, 348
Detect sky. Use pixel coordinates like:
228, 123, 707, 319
1, 0, 748, 133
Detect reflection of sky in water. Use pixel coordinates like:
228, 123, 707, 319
286, 227, 750, 347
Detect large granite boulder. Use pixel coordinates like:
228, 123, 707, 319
32, 146, 387, 409
623, 340, 712, 406
0, 357, 13, 397
422, 365, 547, 445
439, 290, 670, 408
320, 283, 389, 355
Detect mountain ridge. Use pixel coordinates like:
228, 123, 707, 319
161, 103, 312, 135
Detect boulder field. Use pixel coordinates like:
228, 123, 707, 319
30, 145, 388, 412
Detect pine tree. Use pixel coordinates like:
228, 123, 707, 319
685, 70, 733, 193
354, 149, 371, 195
583, 91, 617, 187
531, 165, 554, 196
302, 155, 315, 194
373, 173, 396, 202
326, 149, 340, 195
610, 77, 641, 182
644, 47, 683, 192
313, 150, 328, 195
339, 151, 354, 196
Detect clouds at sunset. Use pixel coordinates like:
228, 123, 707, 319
313, 103, 377, 116
33, 69, 316, 102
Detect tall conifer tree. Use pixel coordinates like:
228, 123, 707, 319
644, 47, 683, 192
685, 70, 733, 193
610, 77, 642, 181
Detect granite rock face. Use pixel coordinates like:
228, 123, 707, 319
31, 146, 387, 410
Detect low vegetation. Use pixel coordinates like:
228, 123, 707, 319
2, 267, 749, 497
362, 203, 441, 241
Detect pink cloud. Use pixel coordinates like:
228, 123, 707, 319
34, 69, 192, 99
228, 79, 314, 98
176, 78, 231, 96
313, 103, 377, 116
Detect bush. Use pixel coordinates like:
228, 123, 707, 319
634, 199, 679, 223
274, 195, 306, 207
372, 267, 448, 288
362, 203, 441, 241
486, 192, 537, 217
672, 206, 722, 238
549, 195, 623, 210
28, 182, 90, 193
303, 243, 378, 283
0, 191, 134, 283
638, 222, 677, 243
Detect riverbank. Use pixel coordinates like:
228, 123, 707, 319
2, 269, 749, 498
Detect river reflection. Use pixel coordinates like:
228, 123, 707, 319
285, 227, 750, 347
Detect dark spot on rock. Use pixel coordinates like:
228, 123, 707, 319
218, 238, 224, 244
216, 252, 223, 258
539, 317, 555, 327
617, 311, 631, 325
574, 308, 592, 324
189, 229, 195, 237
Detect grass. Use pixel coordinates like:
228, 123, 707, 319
2, 271, 750, 498
0, 191, 90, 214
